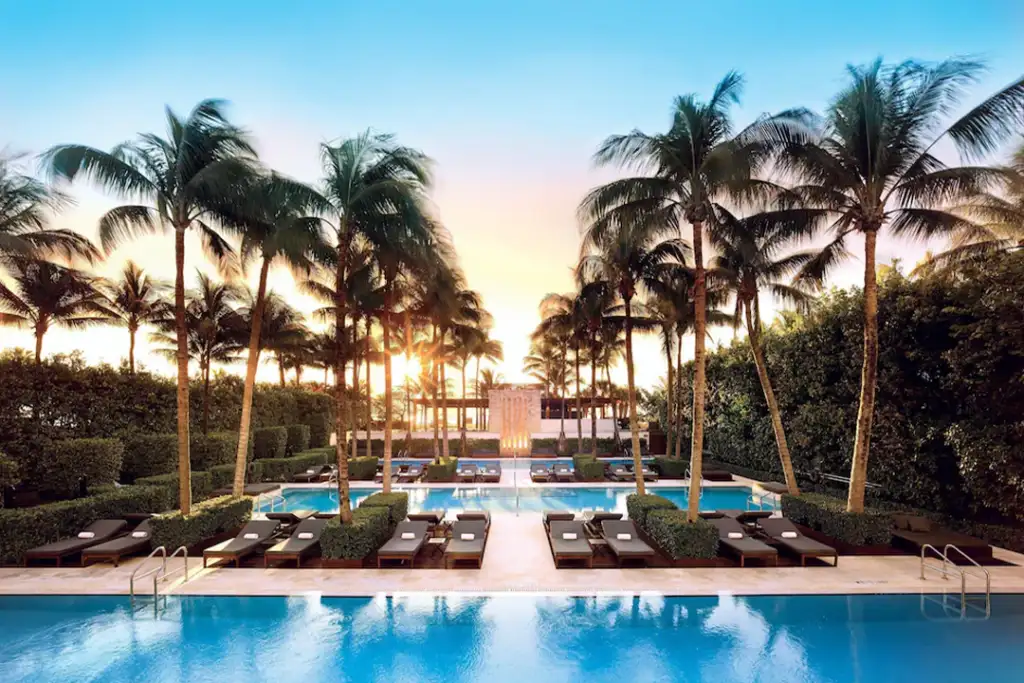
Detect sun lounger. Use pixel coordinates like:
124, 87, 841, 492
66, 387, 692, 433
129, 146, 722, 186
203, 519, 281, 568
313, 512, 339, 520
548, 520, 594, 568
607, 464, 631, 482
581, 511, 623, 537
264, 518, 330, 568
891, 515, 990, 560
639, 464, 659, 482
456, 510, 491, 529
530, 463, 551, 482
24, 519, 128, 567
81, 520, 152, 567
377, 520, 431, 568
759, 517, 838, 566
600, 520, 656, 567
455, 463, 479, 483
552, 463, 574, 482
478, 462, 501, 483
397, 463, 424, 483
543, 510, 576, 528
212, 483, 280, 496
721, 509, 774, 525
292, 465, 332, 483
264, 510, 315, 530
444, 520, 488, 568
709, 517, 778, 567
374, 466, 400, 484
408, 510, 446, 526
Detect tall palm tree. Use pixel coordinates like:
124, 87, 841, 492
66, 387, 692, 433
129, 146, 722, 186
99, 260, 169, 373
319, 131, 430, 521
45, 99, 256, 513
575, 277, 616, 457
241, 291, 308, 386
470, 331, 503, 431
477, 367, 504, 430
451, 325, 485, 455
535, 293, 578, 449
779, 58, 1024, 511
581, 72, 791, 517
523, 334, 571, 445
0, 258, 112, 362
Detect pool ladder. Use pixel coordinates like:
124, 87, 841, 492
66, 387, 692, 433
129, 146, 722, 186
745, 492, 776, 512
919, 544, 991, 619
256, 490, 287, 513
129, 545, 191, 615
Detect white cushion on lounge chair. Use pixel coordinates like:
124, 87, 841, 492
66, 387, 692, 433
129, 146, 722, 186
727, 532, 743, 539
616, 533, 632, 541
460, 533, 475, 541
297, 532, 314, 540
401, 532, 416, 540
78, 531, 95, 539
243, 533, 259, 540
131, 531, 148, 539
781, 531, 798, 539
562, 532, 578, 540
305, 469, 316, 474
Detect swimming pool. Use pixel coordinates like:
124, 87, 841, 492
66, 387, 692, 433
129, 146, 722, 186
257, 485, 762, 514
1, 594, 1019, 682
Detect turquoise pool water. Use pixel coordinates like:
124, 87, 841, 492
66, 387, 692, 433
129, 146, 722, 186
258, 485, 763, 514
1, 594, 1018, 682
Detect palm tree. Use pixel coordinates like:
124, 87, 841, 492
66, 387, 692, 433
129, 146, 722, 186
575, 277, 616, 457
451, 325, 484, 455
581, 72, 791, 517
523, 335, 571, 445
45, 99, 257, 513
0, 258, 112, 362
240, 291, 308, 386
778, 58, 1024, 512
476, 367, 504, 429
99, 260, 169, 373
469, 331, 503, 431
535, 293, 578, 449
319, 131, 430, 521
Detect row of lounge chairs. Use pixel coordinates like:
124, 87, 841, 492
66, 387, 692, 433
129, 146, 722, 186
544, 512, 656, 567
378, 511, 491, 568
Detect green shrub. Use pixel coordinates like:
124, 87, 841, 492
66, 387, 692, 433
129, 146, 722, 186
307, 413, 330, 448
285, 424, 311, 455
259, 451, 331, 482
209, 464, 236, 490
121, 434, 177, 482
424, 458, 458, 482
0, 451, 21, 490
645, 510, 719, 559
0, 485, 170, 564
135, 471, 214, 503
148, 495, 252, 550
359, 492, 409, 526
320, 506, 391, 560
626, 493, 678, 529
253, 427, 288, 460
781, 492, 892, 546
572, 454, 605, 481
652, 457, 688, 478
190, 432, 239, 470
344, 456, 376, 481
248, 460, 264, 483
37, 438, 123, 498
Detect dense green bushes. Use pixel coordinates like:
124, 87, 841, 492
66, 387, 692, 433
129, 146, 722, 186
307, 413, 330, 448
652, 457, 688, 478
209, 464, 236, 490
191, 432, 240, 470
148, 495, 252, 551
258, 450, 331, 482
0, 485, 170, 564
359, 492, 409, 526
424, 458, 458, 482
781, 493, 891, 546
626, 494, 677, 528
572, 454, 604, 481
321, 507, 391, 560
37, 439, 123, 498
347, 456, 378, 481
646, 511, 719, 560
253, 427, 288, 460
285, 424, 311, 455
121, 434, 177, 482
135, 471, 214, 503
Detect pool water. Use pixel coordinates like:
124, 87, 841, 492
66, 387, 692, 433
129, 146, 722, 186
1, 594, 1019, 683
258, 485, 761, 514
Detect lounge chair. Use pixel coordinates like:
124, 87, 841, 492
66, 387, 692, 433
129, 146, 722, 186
543, 510, 576, 528
24, 519, 128, 567
408, 510, 446, 529
203, 520, 281, 568
81, 520, 152, 567
638, 464, 659, 481
600, 520, 656, 567
759, 517, 838, 566
264, 518, 329, 568
478, 462, 501, 483
582, 511, 623, 537
265, 510, 315, 530
374, 466, 399, 484
606, 464, 630, 482
444, 520, 488, 568
548, 520, 593, 568
397, 463, 424, 483
721, 509, 774, 525
455, 463, 479, 483
377, 520, 431, 568
709, 517, 778, 567
891, 515, 990, 561
702, 469, 734, 482
292, 465, 332, 483
530, 463, 551, 482
552, 463, 574, 482
456, 510, 491, 530
212, 483, 280, 497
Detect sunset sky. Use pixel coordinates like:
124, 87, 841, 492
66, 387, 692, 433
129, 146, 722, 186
1, 0, 1022, 391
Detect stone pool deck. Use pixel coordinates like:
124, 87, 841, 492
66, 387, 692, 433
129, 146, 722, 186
2, 511, 1023, 599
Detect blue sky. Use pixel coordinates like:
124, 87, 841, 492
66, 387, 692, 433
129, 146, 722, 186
1, 0, 1022, 387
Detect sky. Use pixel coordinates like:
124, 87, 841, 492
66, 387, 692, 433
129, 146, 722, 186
1, 0, 1022, 391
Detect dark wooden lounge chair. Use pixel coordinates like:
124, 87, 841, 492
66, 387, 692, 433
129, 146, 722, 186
408, 510, 446, 528
24, 519, 128, 567
478, 462, 501, 483
600, 520, 656, 567
552, 463, 574, 482
891, 515, 990, 561
203, 520, 281, 568
292, 465, 332, 483
709, 517, 778, 567
759, 517, 838, 566
582, 511, 623, 537
397, 464, 424, 483
606, 464, 631, 482
721, 509, 774, 525
456, 510, 491, 530
455, 463, 479, 483
264, 518, 329, 568
444, 520, 488, 568
81, 520, 152, 567
542, 510, 576, 528
377, 520, 431, 568
530, 463, 551, 482
548, 520, 593, 568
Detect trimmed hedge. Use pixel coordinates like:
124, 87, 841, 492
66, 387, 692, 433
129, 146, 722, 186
424, 458, 458, 482
135, 471, 214, 503
359, 492, 409, 526
253, 427, 288, 460
307, 413, 330, 448
646, 510, 719, 559
346, 456, 377, 481
38, 438, 123, 498
209, 464, 236, 490
285, 424, 311, 455
320, 506, 391, 560
626, 493, 678, 529
572, 454, 605, 481
121, 434, 177, 482
781, 492, 892, 546
0, 485, 170, 564
191, 432, 240, 470
148, 495, 252, 551
652, 457, 688, 478
259, 451, 331, 482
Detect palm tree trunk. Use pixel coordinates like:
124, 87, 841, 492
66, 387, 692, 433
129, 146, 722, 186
575, 347, 583, 454
232, 258, 269, 496
606, 361, 620, 449
441, 345, 450, 459
364, 318, 371, 460
202, 363, 211, 435
474, 357, 481, 431
590, 335, 598, 458
745, 299, 799, 495
431, 325, 439, 460
623, 295, 645, 495
382, 294, 394, 495
848, 228, 879, 512
688, 220, 707, 522
128, 325, 137, 374
665, 328, 674, 459
277, 353, 286, 388
33, 322, 44, 364
404, 312, 413, 445
460, 362, 468, 456
559, 350, 567, 441
350, 317, 359, 459
333, 236, 353, 524
173, 226, 192, 514
674, 331, 684, 460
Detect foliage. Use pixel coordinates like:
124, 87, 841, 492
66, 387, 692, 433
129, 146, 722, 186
148, 495, 253, 551
252, 426, 288, 460
358, 492, 409, 526
348, 455, 379, 481
307, 412, 330, 448
190, 432, 241, 471
257, 450, 330, 482
0, 451, 21, 491
781, 493, 891, 546
626, 493, 678, 529
645, 510, 719, 559
209, 464, 236, 491
652, 457, 688, 478
36, 438, 123, 499
320, 506, 391, 560
572, 454, 605, 481
424, 458, 458, 482
135, 471, 214, 503
120, 433, 177, 482
0, 484, 169, 564
285, 424, 311, 455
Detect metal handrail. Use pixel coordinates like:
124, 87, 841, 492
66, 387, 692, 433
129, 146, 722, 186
746, 493, 775, 511
944, 544, 991, 598
920, 543, 991, 618
161, 546, 190, 587
129, 546, 167, 602
256, 490, 286, 513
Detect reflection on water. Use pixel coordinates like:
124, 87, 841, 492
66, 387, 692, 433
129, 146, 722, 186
2, 594, 1024, 683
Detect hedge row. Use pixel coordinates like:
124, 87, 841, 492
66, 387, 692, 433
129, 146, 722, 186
348, 456, 378, 481
37, 438, 123, 498
359, 492, 409, 526
286, 424, 311, 455
781, 493, 892, 546
253, 427, 288, 460
149, 495, 253, 551
320, 492, 409, 560
572, 454, 604, 481
624, 493, 718, 559
652, 457, 688, 478
424, 459, 458, 482
626, 494, 677, 529
135, 471, 214, 504
258, 450, 331, 482
0, 485, 171, 564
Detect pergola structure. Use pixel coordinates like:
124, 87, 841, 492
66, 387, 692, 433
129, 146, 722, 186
408, 394, 619, 431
